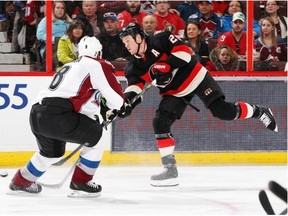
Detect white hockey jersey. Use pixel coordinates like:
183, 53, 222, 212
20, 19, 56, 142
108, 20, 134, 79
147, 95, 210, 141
36, 56, 124, 115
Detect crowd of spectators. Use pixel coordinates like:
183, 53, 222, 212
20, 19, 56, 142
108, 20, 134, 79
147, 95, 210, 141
0, 0, 287, 72
183, 20, 209, 66
56, 18, 85, 72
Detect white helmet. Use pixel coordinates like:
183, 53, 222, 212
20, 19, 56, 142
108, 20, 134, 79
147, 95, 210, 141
78, 36, 102, 58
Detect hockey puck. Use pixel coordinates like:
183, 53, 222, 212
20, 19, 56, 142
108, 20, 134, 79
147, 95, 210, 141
0, 171, 8, 177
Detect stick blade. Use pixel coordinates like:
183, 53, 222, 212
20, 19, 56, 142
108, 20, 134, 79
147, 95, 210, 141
259, 190, 276, 215
37, 181, 63, 189
269, 181, 288, 203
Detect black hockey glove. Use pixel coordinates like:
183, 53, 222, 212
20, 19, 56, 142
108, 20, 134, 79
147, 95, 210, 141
150, 62, 173, 86
118, 92, 142, 118
99, 97, 118, 122
118, 101, 133, 118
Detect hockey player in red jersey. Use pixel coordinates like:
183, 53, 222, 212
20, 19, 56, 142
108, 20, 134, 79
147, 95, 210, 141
118, 23, 278, 187
9, 36, 124, 197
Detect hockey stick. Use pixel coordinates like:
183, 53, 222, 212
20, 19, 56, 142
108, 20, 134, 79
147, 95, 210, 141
52, 144, 87, 166
101, 83, 153, 129
181, 98, 200, 112
53, 117, 117, 167
50, 83, 154, 167
38, 84, 153, 189
259, 181, 288, 215
269, 181, 287, 203
259, 190, 276, 215
150, 81, 200, 112
269, 181, 288, 215
37, 159, 78, 189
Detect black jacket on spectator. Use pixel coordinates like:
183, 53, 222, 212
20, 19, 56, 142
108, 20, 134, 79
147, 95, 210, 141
75, 12, 101, 37
98, 29, 130, 61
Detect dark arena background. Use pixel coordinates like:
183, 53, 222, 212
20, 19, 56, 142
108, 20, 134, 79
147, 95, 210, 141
113, 78, 287, 152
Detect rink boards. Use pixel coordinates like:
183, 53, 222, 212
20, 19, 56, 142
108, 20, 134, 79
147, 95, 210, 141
0, 75, 287, 167
113, 78, 287, 152
0, 151, 286, 167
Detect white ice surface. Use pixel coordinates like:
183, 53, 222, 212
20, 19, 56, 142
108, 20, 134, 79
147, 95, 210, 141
0, 165, 287, 215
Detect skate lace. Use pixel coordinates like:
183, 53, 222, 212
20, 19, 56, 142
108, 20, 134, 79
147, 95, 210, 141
86, 182, 99, 189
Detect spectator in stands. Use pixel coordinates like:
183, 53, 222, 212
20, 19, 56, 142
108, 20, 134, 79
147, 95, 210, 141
208, 44, 239, 71
212, 0, 229, 17
56, 19, 85, 72
0, 2, 6, 31
24, 1, 45, 63
153, 0, 186, 38
10, 1, 25, 53
37, 1, 72, 71
140, 1, 180, 15
264, 0, 287, 40
4, 1, 16, 43
98, 12, 130, 61
97, 1, 126, 16
0, 2, 6, 20
76, 0, 101, 37
117, 0, 147, 30
176, 1, 199, 22
140, 0, 156, 14
142, 14, 157, 36
255, 17, 287, 62
64, 1, 82, 19
218, 12, 246, 59
221, 0, 260, 38
183, 21, 209, 66
187, 1, 222, 43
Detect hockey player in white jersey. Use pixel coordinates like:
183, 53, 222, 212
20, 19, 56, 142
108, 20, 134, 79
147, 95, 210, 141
9, 36, 125, 197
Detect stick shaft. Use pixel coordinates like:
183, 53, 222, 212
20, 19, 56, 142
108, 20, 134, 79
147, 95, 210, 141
101, 83, 153, 129
53, 83, 153, 166
38, 159, 78, 189
259, 190, 275, 215
269, 181, 287, 203
181, 98, 200, 112
53, 144, 84, 166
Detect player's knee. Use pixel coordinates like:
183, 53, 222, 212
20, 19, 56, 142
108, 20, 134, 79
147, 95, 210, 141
209, 99, 237, 120
153, 111, 176, 134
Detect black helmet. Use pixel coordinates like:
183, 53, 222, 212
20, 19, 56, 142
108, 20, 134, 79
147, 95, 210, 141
119, 22, 146, 39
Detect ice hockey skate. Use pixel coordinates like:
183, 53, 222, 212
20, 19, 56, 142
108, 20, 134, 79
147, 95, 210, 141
68, 181, 102, 198
8, 170, 42, 195
151, 154, 179, 187
256, 106, 278, 132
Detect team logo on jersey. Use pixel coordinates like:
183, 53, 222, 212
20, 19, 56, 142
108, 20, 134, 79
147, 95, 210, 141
204, 88, 212, 96
163, 21, 175, 33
